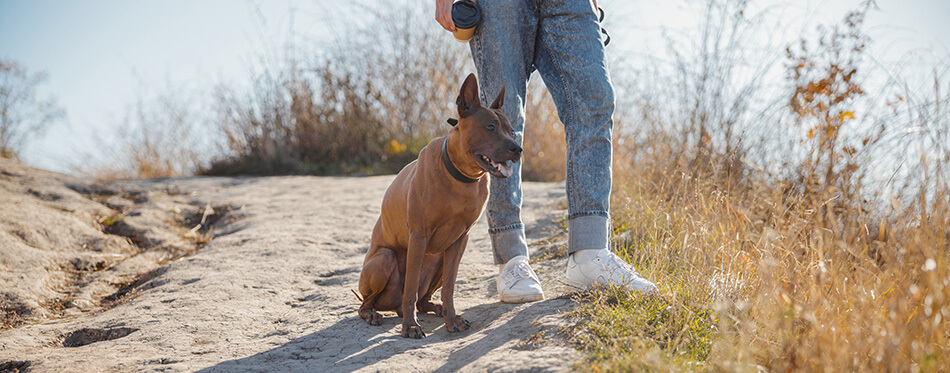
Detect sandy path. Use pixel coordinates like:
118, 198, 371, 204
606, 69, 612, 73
0, 174, 579, 372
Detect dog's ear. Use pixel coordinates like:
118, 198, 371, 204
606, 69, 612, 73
490, 84, 505, 109
456, 73, 481, 117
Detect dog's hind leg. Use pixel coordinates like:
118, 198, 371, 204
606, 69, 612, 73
358, 248, 398, 326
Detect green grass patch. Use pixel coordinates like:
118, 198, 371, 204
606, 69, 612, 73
560, 194, 721, 370
567, 284, 717, 371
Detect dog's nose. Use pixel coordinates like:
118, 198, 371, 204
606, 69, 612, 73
509, 142, 523, 155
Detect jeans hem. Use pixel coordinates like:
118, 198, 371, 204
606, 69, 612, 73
488, 222, 524, 234
489, 224, 528, 265
567, 214, 610, 253
568, 210, 609, 220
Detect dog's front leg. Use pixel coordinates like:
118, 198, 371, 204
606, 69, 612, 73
441, 233, 471, 332
401, 231, 427, 339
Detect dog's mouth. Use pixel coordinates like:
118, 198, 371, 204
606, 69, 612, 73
476, 154, 515, 178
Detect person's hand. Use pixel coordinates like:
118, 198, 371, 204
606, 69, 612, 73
592, 0, 599, 10
436, 0, 456, 32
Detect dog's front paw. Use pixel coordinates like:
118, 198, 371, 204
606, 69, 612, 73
444, 315, 471, 333
401, 324, 426, 339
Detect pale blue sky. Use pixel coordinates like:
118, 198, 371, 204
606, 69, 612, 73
1, 0, 329, 172
1, 0, 947, 173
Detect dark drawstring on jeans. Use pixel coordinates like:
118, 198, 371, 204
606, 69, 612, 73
598, 7, 610, 47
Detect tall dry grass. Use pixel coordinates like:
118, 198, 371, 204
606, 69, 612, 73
574, 1, 950, 371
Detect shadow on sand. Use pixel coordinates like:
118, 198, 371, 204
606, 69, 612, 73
199, 299, 572, 372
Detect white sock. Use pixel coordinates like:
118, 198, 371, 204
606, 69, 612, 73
572, 248, 606, 264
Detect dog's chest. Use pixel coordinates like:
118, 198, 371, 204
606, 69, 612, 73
423, 195, 486, 253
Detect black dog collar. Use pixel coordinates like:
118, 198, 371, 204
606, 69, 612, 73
441, 138, 479, 183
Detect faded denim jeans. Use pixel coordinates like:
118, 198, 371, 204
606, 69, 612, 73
469, 0, 615, 264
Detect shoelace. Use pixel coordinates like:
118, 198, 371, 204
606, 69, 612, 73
601, 253, 643, 280
504, 260, 537, 285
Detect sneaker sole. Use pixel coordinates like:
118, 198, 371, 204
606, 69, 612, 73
564, 277, 659, 294
499, 292, 544, 304
563, 278, 591, 291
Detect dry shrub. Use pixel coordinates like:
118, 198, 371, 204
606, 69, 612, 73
0, 59, 64, 159
203, 2, 568, 178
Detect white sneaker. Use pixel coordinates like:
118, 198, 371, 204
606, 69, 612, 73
565, 250, 658, 294
497, 256, 545, 303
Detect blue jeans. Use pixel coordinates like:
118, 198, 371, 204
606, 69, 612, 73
470, 0, 615, 265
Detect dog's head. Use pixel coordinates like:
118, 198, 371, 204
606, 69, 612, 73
454, 73, 521, 178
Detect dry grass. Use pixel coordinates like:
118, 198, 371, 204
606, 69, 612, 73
579, 159, 949, 371
569, 2, 950, 371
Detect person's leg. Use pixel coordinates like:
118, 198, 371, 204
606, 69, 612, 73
534, 0, 613, 252
533, 0, 656, 293
469, 0, 536, 266
470, 0, 546, 303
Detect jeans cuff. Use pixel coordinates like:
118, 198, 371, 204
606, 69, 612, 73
489, 223, 528, 265
568, 214, 610, 253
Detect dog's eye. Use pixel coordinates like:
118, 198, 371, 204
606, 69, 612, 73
486, 124, 496, 132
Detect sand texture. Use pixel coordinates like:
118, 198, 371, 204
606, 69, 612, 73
0, 158, 581, 372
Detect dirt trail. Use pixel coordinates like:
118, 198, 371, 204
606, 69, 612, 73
0, 165, 580, 371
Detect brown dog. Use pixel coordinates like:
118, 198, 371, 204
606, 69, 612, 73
358, 74, 520, 338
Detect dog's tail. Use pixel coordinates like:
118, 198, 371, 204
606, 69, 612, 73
351, 289, 363, 302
